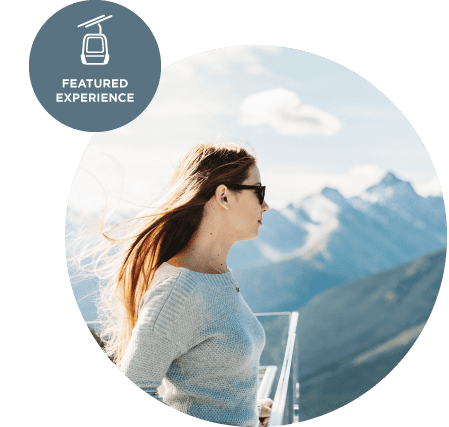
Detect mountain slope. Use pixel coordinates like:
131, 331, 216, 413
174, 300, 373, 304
295, 246, 445, 380
266, 247, 446, 421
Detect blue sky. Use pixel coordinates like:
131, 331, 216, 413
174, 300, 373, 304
69, 46, 440, 218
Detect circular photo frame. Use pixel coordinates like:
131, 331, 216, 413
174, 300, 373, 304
66, 46, 446, 426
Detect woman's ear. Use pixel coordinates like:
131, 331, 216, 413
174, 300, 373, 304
215, 185, 229, 210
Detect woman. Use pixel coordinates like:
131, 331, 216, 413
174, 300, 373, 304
99, 143, 272, 426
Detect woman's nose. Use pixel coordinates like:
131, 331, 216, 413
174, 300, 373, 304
262, 200, 269, 212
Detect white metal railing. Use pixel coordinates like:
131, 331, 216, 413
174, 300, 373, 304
266, 312, 299, 426
258, 365, 278, 400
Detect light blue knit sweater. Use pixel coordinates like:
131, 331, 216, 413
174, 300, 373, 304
120, 262, 266, 427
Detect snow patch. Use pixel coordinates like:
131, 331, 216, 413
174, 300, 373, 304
352, 323, 425, 365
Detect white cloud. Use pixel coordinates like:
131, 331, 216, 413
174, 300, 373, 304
137, 47, 275, 122
342, 165, 388, 195
409, 176, 442, 197
261, 164, 389, 209
239, 88, 342, 136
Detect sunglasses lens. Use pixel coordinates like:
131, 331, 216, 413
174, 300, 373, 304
258, 187, 265, 205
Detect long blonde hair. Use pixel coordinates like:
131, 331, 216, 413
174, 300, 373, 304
75, 142, 256, 366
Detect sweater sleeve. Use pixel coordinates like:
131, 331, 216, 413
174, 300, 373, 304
120, 325, 183, 402
119, 271, 195, 402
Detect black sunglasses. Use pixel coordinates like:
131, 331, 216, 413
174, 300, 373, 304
226, 184, 266, 205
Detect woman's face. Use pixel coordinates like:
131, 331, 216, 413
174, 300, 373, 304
229, 164, 270, 241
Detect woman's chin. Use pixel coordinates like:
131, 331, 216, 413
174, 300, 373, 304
238, 230, 260, 242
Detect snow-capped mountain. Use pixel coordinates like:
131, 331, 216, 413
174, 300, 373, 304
231, 171, 446, 312
230, 171, 446, 274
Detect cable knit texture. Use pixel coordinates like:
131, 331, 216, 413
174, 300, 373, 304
120, 262, 266, 427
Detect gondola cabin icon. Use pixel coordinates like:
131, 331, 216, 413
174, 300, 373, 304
78, 15, 113, 65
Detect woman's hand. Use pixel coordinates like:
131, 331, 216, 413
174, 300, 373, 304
259, 398, 273, 427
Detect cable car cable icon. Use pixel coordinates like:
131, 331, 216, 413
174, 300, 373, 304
78, 15, 113, 65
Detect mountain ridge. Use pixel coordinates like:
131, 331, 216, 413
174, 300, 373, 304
231, 171, 445, 313
231, 170, 445, 272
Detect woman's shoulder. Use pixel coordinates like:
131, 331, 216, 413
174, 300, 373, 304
138, 264, 202, 317
136, 263, 206, 342
153, 262, 199, 288
139, 261, 234, 317
141, 263, 199, 307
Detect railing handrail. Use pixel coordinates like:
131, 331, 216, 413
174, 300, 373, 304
267, 312, 299, 426
258, 365, 278, 400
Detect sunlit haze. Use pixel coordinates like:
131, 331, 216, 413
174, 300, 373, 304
69, 47, 441, 218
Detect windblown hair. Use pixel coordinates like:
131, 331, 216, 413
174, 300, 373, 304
77, 143, 256, 366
